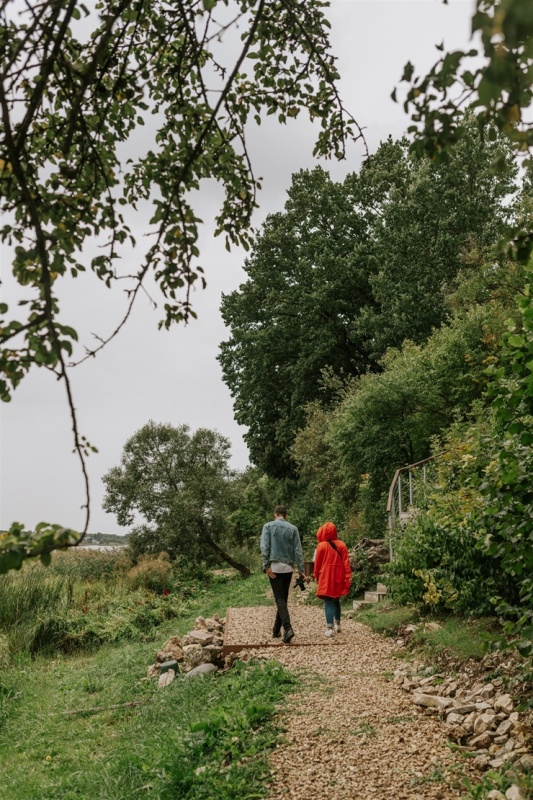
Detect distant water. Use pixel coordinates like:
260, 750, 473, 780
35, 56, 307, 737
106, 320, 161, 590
79, 545, 125, 551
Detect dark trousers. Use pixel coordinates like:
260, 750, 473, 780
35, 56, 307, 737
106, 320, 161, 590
269, 571, 293, 632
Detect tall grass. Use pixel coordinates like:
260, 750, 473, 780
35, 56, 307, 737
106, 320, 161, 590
0, 568, 68, 627
0, 549, 266, 661
46, 547, 132, 581
0, 567, 70, 658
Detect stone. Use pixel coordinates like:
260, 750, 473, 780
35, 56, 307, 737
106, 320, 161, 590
478, 683, 496, 700
419, 674, 445, 686
158, 668, 176, 687
474, 712, 497, 735
505, 786, 523, 800
515, 753, 533, 772
487, 791, 506, 800
202, 645, 224, 664
189, 629, 214, 645
185, 663, 219, 678
470, 732, 492, 749
412, 693, 453, 711
157, 636, 184, 662
494, 694, 514, 714
503, 738, 518, 752
448, 725, 468, 742
182, 644, 204, 669
159, 659, 179, 675
446, 712, 466, 726
472, 754, 491, 771
454, 702, 477, 715
495, 719, 514, 737
463, 711, 477, 732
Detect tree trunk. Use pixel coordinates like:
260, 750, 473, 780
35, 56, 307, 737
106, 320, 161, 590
202, 531, 251, 577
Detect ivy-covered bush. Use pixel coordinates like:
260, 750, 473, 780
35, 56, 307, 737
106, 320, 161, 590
388, 270, 533, 657
476, 272, 533, 655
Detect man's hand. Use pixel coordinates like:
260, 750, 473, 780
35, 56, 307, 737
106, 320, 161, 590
266, 567, 276, 579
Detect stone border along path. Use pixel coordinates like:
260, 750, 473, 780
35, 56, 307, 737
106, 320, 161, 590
227, 602, 480, 800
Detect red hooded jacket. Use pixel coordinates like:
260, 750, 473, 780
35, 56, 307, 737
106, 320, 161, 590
313, 522, 352, 600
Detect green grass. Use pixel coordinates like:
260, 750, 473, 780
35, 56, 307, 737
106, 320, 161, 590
356, 602, 420, 635
357, 603, 501, 663
411, 617, 501, 662
0, 570, 292, 800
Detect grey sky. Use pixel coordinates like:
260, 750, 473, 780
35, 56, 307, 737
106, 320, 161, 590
0, 0, 476, 536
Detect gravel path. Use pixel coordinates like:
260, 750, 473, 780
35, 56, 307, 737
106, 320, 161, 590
226, 598, 477, 800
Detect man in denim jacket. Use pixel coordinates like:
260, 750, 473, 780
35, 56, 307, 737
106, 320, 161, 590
260, 505, 305, 643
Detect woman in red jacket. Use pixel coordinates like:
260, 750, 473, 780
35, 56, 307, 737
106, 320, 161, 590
313, 521, 352, 636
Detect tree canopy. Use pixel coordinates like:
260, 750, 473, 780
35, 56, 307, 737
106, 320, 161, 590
219, 121, 517, 479
102, 421, 251, 576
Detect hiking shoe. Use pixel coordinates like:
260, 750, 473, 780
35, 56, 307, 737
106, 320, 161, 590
334, 621, 341, 634
282, 627, 295, 644
272, 628, 281, 639
325, 627, 334, 637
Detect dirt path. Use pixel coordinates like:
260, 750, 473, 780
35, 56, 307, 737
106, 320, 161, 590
226, 603, 477, 800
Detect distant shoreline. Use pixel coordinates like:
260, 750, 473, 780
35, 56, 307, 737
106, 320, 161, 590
79, 544, 127, 551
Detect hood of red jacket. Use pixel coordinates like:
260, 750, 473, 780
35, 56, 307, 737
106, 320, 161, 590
316, 522, 338, 542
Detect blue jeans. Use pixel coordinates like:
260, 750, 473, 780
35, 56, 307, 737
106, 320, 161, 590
323, 597, 341, 627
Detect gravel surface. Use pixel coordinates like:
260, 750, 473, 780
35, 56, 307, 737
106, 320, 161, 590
226, 594, 477, 800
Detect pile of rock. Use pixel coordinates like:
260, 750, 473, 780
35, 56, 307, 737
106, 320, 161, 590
147, 614, 225, 686
348, 537, 389, 567
393, 660, 533, 778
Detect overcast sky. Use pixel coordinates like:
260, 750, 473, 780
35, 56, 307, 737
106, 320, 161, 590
0, 0, 477, 536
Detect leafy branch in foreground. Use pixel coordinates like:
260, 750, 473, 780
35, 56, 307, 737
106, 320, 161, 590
397, 0, 533, 261
0, 0, 363, 554
398, 0, 533, 160
0, 522, 80, 574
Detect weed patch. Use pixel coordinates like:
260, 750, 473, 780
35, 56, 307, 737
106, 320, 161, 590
356, 603, 420, 636
411, 617, 501, 663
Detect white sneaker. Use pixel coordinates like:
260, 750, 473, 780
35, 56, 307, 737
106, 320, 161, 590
325, 627, 334, 637
334, 621, 341, 634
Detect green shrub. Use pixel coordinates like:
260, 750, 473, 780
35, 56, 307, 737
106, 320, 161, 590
349, 555, 381, 599
125, 553, 174, 592
387, 508, 506, 615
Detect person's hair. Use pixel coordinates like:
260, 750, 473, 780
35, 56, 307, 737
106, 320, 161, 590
274, 504, 287, 517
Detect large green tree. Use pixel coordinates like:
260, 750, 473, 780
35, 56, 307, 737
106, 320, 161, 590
219, 123, 516, 479
219, 166, 374, 478
0, 0, 362, 565
102, 421, 251, 576
354, 124, 516, 358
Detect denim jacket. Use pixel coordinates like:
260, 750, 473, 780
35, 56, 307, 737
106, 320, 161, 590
260, 518, 304, 573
